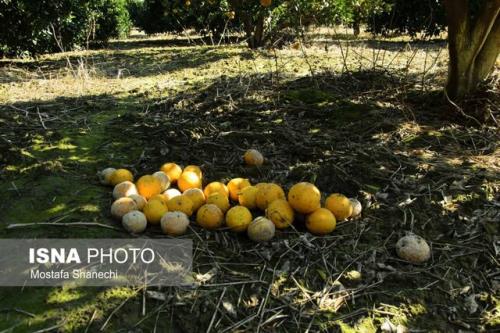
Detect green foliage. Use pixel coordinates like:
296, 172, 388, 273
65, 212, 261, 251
366, 0, 446, 37
93, 0, 133, 40
135, 0, 234, 36
0, 0, 132, 57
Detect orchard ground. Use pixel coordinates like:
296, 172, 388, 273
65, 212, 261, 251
0, 29, 498, 332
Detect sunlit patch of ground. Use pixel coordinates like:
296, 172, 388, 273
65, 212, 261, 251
0, 29, 498, 332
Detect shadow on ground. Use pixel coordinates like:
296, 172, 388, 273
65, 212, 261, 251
0, 63, 498, 331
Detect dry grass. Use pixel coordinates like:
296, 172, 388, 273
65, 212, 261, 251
0, 29, 498, 332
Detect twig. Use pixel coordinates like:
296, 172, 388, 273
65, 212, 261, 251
206, 287, 227, 333
6, 222, 123, 232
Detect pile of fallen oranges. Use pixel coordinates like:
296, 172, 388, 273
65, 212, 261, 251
98, 149, 362, 242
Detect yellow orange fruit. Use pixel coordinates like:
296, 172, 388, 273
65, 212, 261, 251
204, 181, 229, 198
287, 182, 321, 214
183, 188, 205, 211
266, 199, 294, 229
113, 181, 138, 199
160, 163, 182, 183
167, 195, 194, 216
149, 193, 169, 205
325, 194, 353, 221
196, 204, 224, 230
178, 171, 202, 192
244, 149, 264, 166
161, 211, 190, 236
206, 193, 230, 213
226, 206, 253, 232
183, 165, 202, 178
153, 171, 171, 191
128, 194, 147, 210
122, 211, 147, 233
255, 183, 285, 211
109, 169, 134, 186
98, 167, 116, 185
136, 175, 162, 199
238, 185, 259, 209
260, 0, 272, 7
227, 178, 251, 201
247, 217, 275, 242
143, 199, 168, 225
111, 197, 137, 220
163, 188, 182, 201
306, 208, 336, 235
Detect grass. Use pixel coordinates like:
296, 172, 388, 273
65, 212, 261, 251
0, 29, 498, 332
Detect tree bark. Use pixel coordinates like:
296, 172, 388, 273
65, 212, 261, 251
444, 0, 500, 100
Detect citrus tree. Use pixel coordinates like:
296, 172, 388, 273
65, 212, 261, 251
228, 0, 338, 48
0, 0, 132, 56
134, 0, 235, 37
443, 0, 499, 101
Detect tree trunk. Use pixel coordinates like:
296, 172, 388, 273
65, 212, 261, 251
444, 0, 500, 100
229, 0, 266, 49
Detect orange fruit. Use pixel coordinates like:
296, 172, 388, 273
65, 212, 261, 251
266, 199, 294, 229
143, 199, 168, 225
111, 197, 137, 220
152, 171, 171, 191
325, 194, 353, 221
204, 181, 229, 198
160, 163, 182, 183
161, 212, 190, 236
226, 206, 252, 232
128, 194, 147, 210
122, 211, 147, 233
227, 178, 251, 201
238, 185, 259, 209
183, 165, 202, 178
113, 181, 138, 199
167, 195, 194, 216
306, 208, 336, 235
178, 171, 202, 192
247, 217, 275, 242
163, 188, 182, 201
183, 188, 205, 211
109, 169, 134, 186
136, 175, 162, 199
98, 167, 116, 185
255, 183, 285, 211
206, 193, 230, 213
149, 193, 169, 205
287, 182, 321, 214
244, 149, 264, 166
196, 204, 224, 230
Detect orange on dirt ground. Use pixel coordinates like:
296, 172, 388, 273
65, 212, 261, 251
227, 178, 251, 201
325, 193, 353, 221
255, 183, 285, 210
204, 181, 229, 198
136, 175, 162, 199
226, 206, 253, 232
178, 171, 202, 192
287, 182, 321, 214
306, 208, 336, 235
143, 199, 168, 225
109, 169, 134, 186
206, 193, 230, 213
196, 204, 224, 230
238, 185, 259, 209
160, 163, 182, 183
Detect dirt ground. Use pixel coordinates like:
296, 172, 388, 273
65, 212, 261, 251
0, 30, 499, 332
